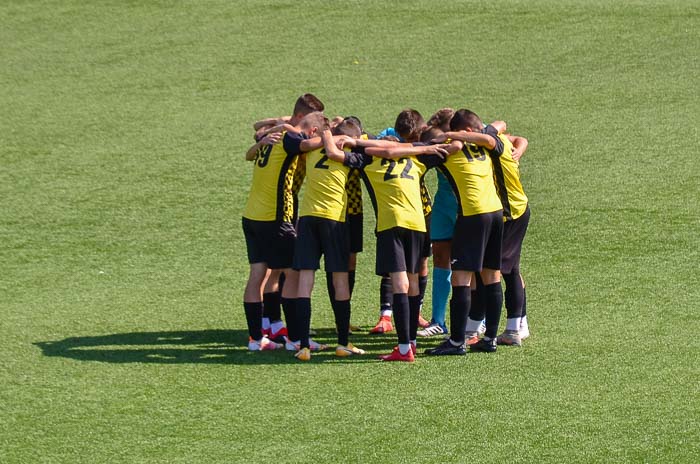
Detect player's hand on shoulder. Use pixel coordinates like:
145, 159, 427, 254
511, 145, 523, 161
260, 132, 282, 145
424, 144, 450, 159
335, 135, 356, 150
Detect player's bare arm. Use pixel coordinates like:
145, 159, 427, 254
260, 123, 299, 137
320, 129, 348, 163
441, 131, 497, 150
490, 120, 507, 134
509, 135, 528, 161
245, 132, 282, 161
365, 143, 449, 159
253, 116, 291, 131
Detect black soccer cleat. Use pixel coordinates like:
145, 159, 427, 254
424, 339, 466, 356
469, 337, 497, 353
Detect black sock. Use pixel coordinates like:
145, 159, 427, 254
296, 297, 312, 349
469, 288, 485, 322
243, 302, 263, 340
262, 291, 281, 322
483, 282, 504, 339
503, 272, 524, 319
418, 275, 428, 310
408, 295, 422, 340
281, 297, 297, 341
380, 276, 393, 313
349, 270, 356, 298
522, 286, 527, 317
278, 272, 286, 293
325, 272, 336, 303
332, 299, 351, 346
449, 286, 470, 344
392, 293, 410, 344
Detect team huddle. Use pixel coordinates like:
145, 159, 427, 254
241, 94, 531, 362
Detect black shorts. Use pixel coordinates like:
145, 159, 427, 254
293, 216, 350, 272
375, 227, 425, 275
242, 217, 296, 269
502, 206, 530, 274
347, 213, 363, 253
451, 211, 503, 272
421, 213, 433, 258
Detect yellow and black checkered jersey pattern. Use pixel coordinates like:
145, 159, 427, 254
345, 150, 442, 233
420, 180, 432, 216
242, 132, 304, 222
491, 134, 528, 221
438, 125, 503, 217
291, 155, 306, 221
292, 156, 306, 197
299, 148, 352, 222
346, 169, 363, 215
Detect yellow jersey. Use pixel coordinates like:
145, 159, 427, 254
345, 148, 442, 232
439, 125, 503, 217
299, 148, 352, 222
491, 135, 528, 221
242, 132, 305, 222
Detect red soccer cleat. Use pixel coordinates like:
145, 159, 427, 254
379, 346, 415, 362
369, 315, 394, 334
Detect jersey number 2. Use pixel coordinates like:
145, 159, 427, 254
314, 154, 330, 170
382, 158, 414, 181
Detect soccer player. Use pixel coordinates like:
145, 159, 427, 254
435, 120, 530, 346
488, 125, 531, 346
425, 109, 507, 355
245, 97, 329, 343
324, 117, 366, 335
369, 109, 433, 335
291, 114, 366, 361
329, 133, 449, 362
241, 93, 325, 351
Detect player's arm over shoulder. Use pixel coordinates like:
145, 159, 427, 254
321, 130, 368, 168
508, 135, 528, 161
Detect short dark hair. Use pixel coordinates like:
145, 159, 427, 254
332, 119, 362, 138
449, 109, 482, 131
293, 93, 325, 116
427, 108, 455, 131
420, 126, 444, 143
343, 116, 364, 133
394, 109, 425, 142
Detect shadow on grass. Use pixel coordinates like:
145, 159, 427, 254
33, 329, 418, 365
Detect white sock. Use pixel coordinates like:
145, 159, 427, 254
381, 309, 393, 317
520, 315, 529, 330
271, 320, 284, 333
398, 343, 411, 355
465, 318, 482, 333
449, 338, 462, 347
506, 317, 521, 331
410, 339, 416, 347
262, 317, 271, 330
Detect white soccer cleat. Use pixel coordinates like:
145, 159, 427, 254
284, 338, 328, 352
248, 337, 282, 351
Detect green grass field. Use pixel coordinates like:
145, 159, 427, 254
2, 0, 699, 462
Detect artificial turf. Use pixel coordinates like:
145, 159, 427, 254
1, 0, 698, 462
